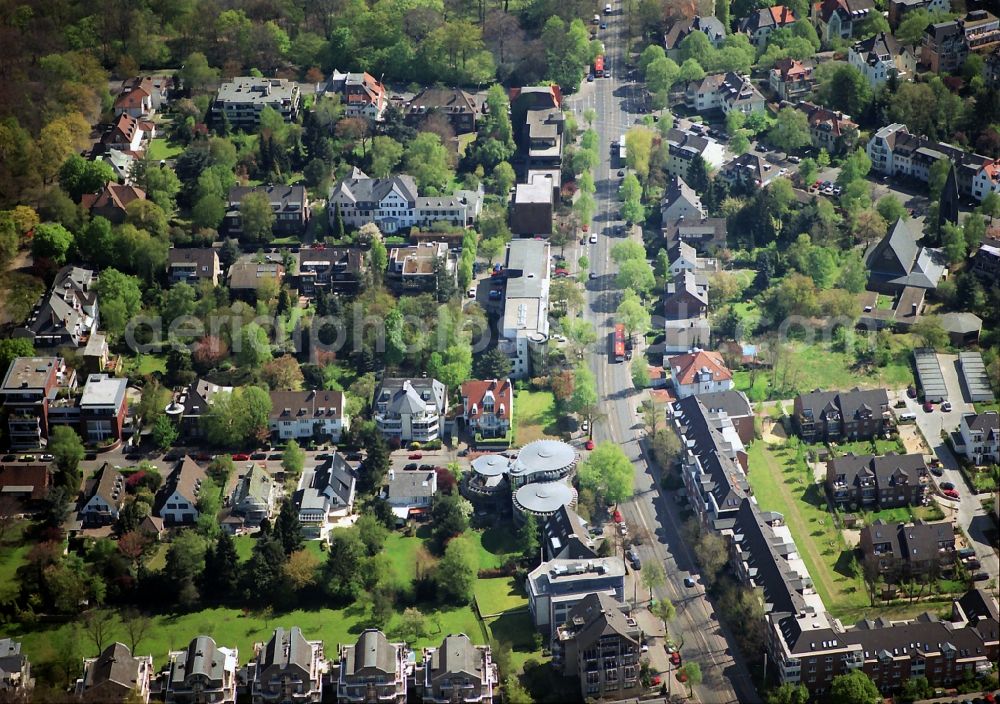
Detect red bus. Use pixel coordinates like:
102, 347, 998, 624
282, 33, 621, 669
611, 323, 625, 362
593, 55, 605, 78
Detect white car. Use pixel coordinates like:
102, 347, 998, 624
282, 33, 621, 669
467, 287, 476, 298
589, 234, 597, 244
581, 420, 590, 432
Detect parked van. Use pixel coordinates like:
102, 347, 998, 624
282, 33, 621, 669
604, 3, 613, 13
897, 412, 916, 422
593, 14, 600, 24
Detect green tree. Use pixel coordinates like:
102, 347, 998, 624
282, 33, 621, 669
431, 492, 472, 547
31, 222, 74, 265
239, 191, 275, 243
59, 154, 115, 201
142, 165, 181, 213
797, 158, 818, 188
616, 291, 651, 337
640, 560, 665, 601
578, 442, 634, 505
941, 221, 966, 264
678, 58, 706, 82
646, 57, 680, 108
474, 347, 512, 379
876, 194, 906, 224
202, 532, 240, 598
519, 513, 540, 562
571, 364, 599, 422
678, 662, 702, 696
616, 258, 656, 298
434, 536, 478, 604
610, 240, 646, 263
151, 415, 178, 450
165, 530, 208, 607
619, 173, 642, 202
404, 132, 454, 192
49, 426, 84, 487
639, 44, 666, 75
631, 362, 650, 389
815, 63, 872, 117
912, 316, 948, 350
202, 387, 272, 447
768, 107, 811, 152
325, 529, 366, 601
766, 683, 809, 704
282, 439, 305, 476
192, 193, 226, 230
273, 498, 304, 556
828, 670, 880, 704
492, 161, 516, 198
370, 136, 403, 178
625, 128, 654, 181
237, 323, 272, 368
0, 338, 35, 376
687, 155, 710, 193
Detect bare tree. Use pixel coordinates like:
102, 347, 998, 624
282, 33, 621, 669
83, 610, 118, 656
121, 609, 151, 653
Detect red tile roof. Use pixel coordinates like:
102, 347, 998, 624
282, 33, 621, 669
668, 350, 733, 385
80, 183, 146, 213
769, 5, 797, 25
461, 378, 512, 421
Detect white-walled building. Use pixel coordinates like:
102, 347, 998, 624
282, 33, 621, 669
268, 390, 349, 442
155, 456, 206, 525
956, 411, 999, 466
500, 240, 551, 379
295, 454, 356, 538
666, 350, 735, 398
848, 32, 916, 87
373, 378, 447, 442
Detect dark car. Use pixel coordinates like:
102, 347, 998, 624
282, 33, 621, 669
346, 452, 364, 461
965, 558, 981, 570
268, 453, 284, 461
419, 464, 435, 470
940, 481, 955, 490
972, 572, 989, 581
930, 466, 944, 477
626, 548, 641, 570
85, 452, 98, 461
907, 386, 918, 398
1, 455, 15, 463
404, 463, 418, 470
125, 452, 141, 460
251, 452, 267, 460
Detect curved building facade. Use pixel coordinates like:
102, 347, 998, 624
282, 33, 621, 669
508, 440, 578, 489
512, 481, 577, 524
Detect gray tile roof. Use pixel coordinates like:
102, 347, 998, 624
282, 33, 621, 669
82, 642, 145, 692
342, 629, 399, 676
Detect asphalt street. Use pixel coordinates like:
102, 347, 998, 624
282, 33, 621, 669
564, 8, 760, 703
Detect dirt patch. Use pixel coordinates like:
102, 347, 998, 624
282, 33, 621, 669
897, 424, 929, 454
760, 419, 787, 444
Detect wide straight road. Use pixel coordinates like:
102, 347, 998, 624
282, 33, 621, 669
563, 8, 760, 704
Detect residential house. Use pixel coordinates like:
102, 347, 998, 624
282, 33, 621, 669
296, 247, 364, 294
741, 5, 798, 47
827, 452, 929, 509
667, 349, 734, 399
155, 456, 206, 525
865, 217, 946, 293
77, 373, 129, 444
923, 12, 1000, 74
268, 390, 349, 442
224, 185, 310, 238
663, 217, 728, 253
374, 377, 447, 443
867, 123, 991, 198
0, 638, 33, 696
174, 378, 232, 439
527, 558, 627, 634
80, 183, 146, 224
522, 107, 565, 170
76, 642, 154, 703
849, 32, 915, 87
720, 153, 780, 188
386, 241, 455, 292
323, 71, 386, 121
542, 505, 597, 561
0, 461, 51, 505
212, 77, 300, 129
811, 0, 875, 43
661, 176, 706, 223
664, 270, 708, 320
95, 150, 136, 184
769, 59, 815, 100
662, 128, 727, 181
0, 356, 74, 449
14, 265, 99, 348
889, 0, 951, 29
940, 312, 983, 347
859, 520, 955, 582
499, 239, 551, 379
664, 16, 726, 58
857, 285, 926, 332
417, 634, 496, 704
82, 332, 110, 376
794, 101, 859, 154
461, 378, 513, 445
79, 462, 126, 526
164, 636, 238, 704
768, 589, 1000, 696
167, 248, 221, 286
102, 113, 152, 153
248, 627, 324, 704
230, 464, 276, 528
692, 389, 755, 445
683, 72, 766, 116
113, 77, 155, 118
335, 630, 409, 704
793, 388, 891, 441
295, 454, 356, 538
553, 593, 641, 701
667, 240, 701, 277
510, 174, 554, 236
384, 469, 437, 522
328, 168, 482, 233
972, 159, 1000, 201
406, 87, 479, 133
956, 411, 999, 465
227, 254, 286, 299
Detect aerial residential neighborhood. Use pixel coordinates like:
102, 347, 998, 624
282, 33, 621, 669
0, 0, 997, 702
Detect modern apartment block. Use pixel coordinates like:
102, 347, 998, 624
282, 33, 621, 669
825, 453, 929, 509
247, 627, 324, 704
212, 77, 300, 129
499, 239, 551, 379
373, 377, 447, 443
417, 634, 496, 704
527, 558, 627, 635
792, 388, 891, 442
164, 636, 238, 704
955, 411, 999, 466
859, 520, 956, 581
0, 356, 74, 449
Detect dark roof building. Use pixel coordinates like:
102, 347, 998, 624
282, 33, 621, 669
543, 505, 598, 561
792, 388, 891, 442
859, 520, 956, 581
336, 630, 408, 704
14, 266, 99, 348
406, 87, 479, 133
0, 638, 33, 695
826, 452, 929, 509
164, 636, 238, 704
76, 642, 154, 702
225, 185, 310, 238
248, 627, 324, 704
418, 634, 496, 704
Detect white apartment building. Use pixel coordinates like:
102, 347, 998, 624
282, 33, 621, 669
499, 240, 551, 379
956, 411, 999, 466
373, 378, 447, 442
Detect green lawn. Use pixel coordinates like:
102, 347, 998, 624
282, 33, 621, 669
127, 353, 167, 376
0, 523, 32, 602
747, 442, 870, 618
146, 138, 183, 161
471, 524, 521, 570
474, 577, 527, 616
733, 370, 769, 403
513, 390, 560, 443
822, 438, 905, 457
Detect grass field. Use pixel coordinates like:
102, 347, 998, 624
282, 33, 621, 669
733, 370, 769, 402
146, 138, 183, 161
475, 577, 528, 616
0, 524, 32, 602
747, 442, 870, 618
822, 438, 906, 457
128, 353, 167, 376
513, 390, 560, 443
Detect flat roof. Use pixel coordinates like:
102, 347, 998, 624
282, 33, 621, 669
1, 357, 60, 391
515, 175, 553, 204
80, 374, 127, 408
514, 481, 575, 514
471, 454, 509, 477
510, 440, 577, 476
958, 351, 995, 402
914, 349, 947, 402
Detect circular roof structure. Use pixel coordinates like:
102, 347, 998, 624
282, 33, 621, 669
471, 454, 509, 477
514, 482, 575, 515
510, 439, 576, 476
